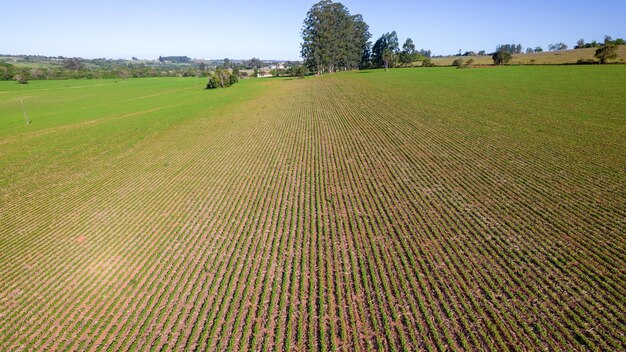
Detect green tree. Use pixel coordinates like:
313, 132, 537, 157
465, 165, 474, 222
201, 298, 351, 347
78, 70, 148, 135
352, 14, 372, 69
492, 50, 512, 65
296, 65, 307, 78
229, 73, 239, 85
248, 58, 262, 69
402, 38, 415, 54
0, 63, 17, 81
595, 43, 617, 64
289, 65, 307, 78
301, 0, 371, 74
399, 37, 417, 64
206, 68, 238, 89
372, 31, 399, 70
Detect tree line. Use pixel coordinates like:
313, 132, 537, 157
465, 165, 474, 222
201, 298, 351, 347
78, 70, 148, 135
0, 61, 208, 83
370, 32, 432, 70
158, 56, 191, 63
0, 55, 307, 84
575, 36, 625, 49
300, 0, 433, 72
491, 35, 623, 65
301, 1, 625, 72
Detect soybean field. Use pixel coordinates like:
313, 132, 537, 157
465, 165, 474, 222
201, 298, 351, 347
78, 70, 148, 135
1, 66, 625, 351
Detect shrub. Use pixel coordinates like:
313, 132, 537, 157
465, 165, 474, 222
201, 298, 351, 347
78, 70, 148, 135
422, 59, 435, 67
13, 74, 28, 84
206, 75, 220, 89
229, 74, 239, 85
576, 59, 596, 65
452, 58, 464, 67
458, 58, 475, 69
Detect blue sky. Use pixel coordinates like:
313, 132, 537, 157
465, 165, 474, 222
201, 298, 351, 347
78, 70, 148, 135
2, 0, 625, 60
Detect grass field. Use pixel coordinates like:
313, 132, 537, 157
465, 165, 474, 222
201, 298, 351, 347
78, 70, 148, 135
1, 66, 625, 350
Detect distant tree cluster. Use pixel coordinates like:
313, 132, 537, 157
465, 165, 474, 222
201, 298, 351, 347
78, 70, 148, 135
594, 36, 622, 64
548, 43, 568, 51
575, 39, 601, 49
496, 44, 523, 54
301, 0, 371, 74
158, 56, 191, 63
244, 58, 263, 69
525, 47, 544, 53
370, 32, 431, 69
492, 43, 548, 64
288, 65, 308, 78
419, 49, 432, 58
62, 58, 83, 70
576, 36, 624, 49
0, 56, 223, 82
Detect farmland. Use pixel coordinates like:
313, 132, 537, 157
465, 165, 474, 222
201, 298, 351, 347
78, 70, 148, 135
1, 66, 625, 350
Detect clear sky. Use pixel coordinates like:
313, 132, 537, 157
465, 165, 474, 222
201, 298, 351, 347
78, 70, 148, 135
2, 0, 625, 60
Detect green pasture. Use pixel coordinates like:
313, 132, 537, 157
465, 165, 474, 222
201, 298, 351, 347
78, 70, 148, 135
0, 77, 267, 188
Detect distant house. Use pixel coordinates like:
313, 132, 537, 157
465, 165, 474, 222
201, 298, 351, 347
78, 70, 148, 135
269, 63, 285, 70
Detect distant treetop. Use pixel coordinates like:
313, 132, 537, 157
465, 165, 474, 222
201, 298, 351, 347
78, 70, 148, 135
158, 56, 191, 63
496, 44, 523, 54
